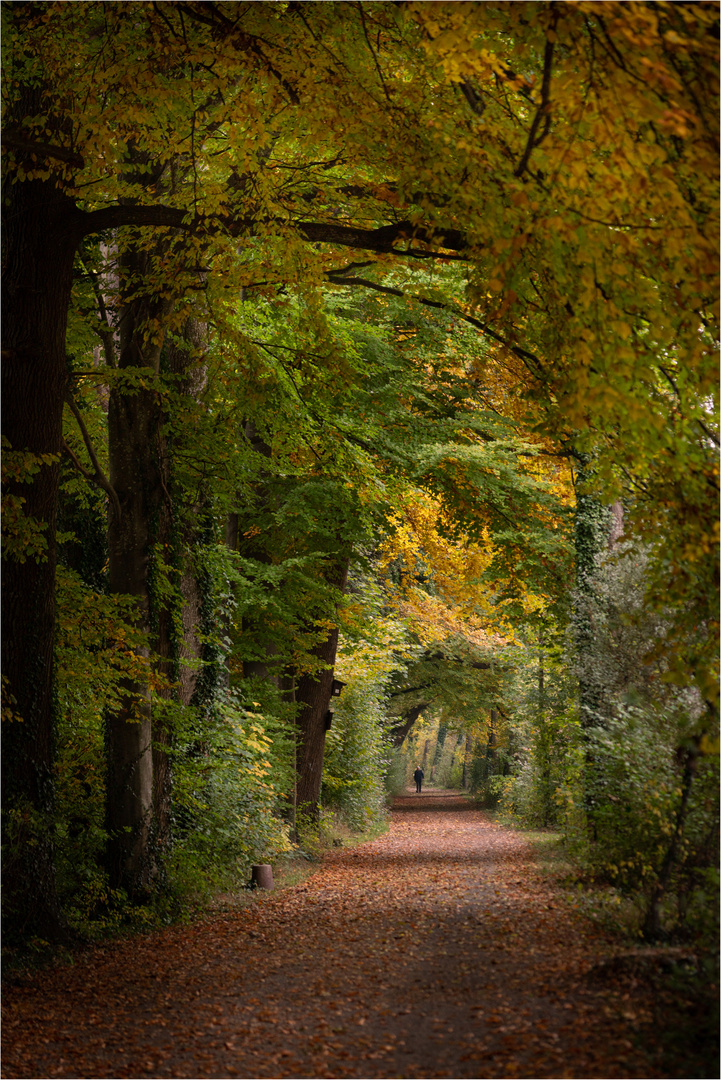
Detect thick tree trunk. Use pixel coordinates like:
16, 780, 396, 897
105, 248, 172, 894
430, 724, 447, 782
643, 738, 700, 939
574, 461, 612, 729
105, 386, 161, 892
294, 558, 350, 819
487, 709, 498, 768
537, 630, 553, 826
178, 564, 203, 706
105, 283, 206, 889
152, 556, 175, 864
1, 169, 80, 938
573, 460, 614, 838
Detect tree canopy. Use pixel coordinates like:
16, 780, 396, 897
2, 0, 718, 943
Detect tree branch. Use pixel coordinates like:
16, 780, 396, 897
459, 79, 486, 117
514, 17, 556, 179
64, 391, 121, 521
389, 685, 432, 698
77, 203, 470, 256
325, 273, 547, 383
3, 134, 85, 170
79, 260, 117, 368
357, 1, 392, 103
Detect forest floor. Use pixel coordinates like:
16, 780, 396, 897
2, 791, 717, 1080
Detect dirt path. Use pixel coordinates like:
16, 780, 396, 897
2, 794, 670, 1078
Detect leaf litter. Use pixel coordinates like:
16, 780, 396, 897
1, 794, 710, 1078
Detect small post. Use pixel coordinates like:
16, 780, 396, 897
251, 864, 274, 890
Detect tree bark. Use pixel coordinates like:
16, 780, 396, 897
105, 246, 173, 894
1, 163, 80, 938
294, 557, 350, 819
573, 460, 614, 838
430, 724, 447, 782
152, 533, 175, 867
574, 460, 612, 729
152, 317, 208, 862
462, 734, 474, 790
421, 738, 431, 771
389, 703, 429, 748
238, 421, 284, 685
487, 710, 498, 767
537, 629, 553, 827
643, 738, 700, 939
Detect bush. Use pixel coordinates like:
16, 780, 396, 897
475, 775, 514, 810
53, 566, 297, 930
168, 690, 295, 901
564, 705, 719, 943
383, 748, 410, 800
321, 677, 389, 832
53, 566, 154, 935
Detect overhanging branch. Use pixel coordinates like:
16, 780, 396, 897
325, 273, 547, 383
3, 133, 85, 170
77, 203, 469, 257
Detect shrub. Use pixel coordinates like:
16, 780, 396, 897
383, 748, 409, 800
53, 566, 296, 928
563, 705, 719, 942
168, 690, 295, 900
321, 677, 389, 832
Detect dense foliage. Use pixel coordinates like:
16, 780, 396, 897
2, 1, 718, 951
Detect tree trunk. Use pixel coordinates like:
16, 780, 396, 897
461, 735, 472, 789
389, 703, 428, 748
643, 738, 700, 939
421, 738, 431, 771
573, 459, 613, 838
537, 629, 552, 827
105, 392, 160, 892
105, 247, 172, 894
1, 166, 80, 938
294, 558, 350, 819
238, 421, 282, 684
430, 724, 447, 782
152, 317, 208, 862
178, 559, 203, 707
152, 541, 175, 866
574, 460, 611, 729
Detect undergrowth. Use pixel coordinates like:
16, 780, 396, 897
521, 824, 719, 1080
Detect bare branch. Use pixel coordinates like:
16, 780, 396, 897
357, 1, 392, 103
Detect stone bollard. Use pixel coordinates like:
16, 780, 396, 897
250, 864, 274, 890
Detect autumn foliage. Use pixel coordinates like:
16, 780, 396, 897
1, 1, 718, 969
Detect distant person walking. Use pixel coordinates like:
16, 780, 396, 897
413, 765, 424, 793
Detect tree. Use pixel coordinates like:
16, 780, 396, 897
3, 0, 718, 935
1, 0, 435, 923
